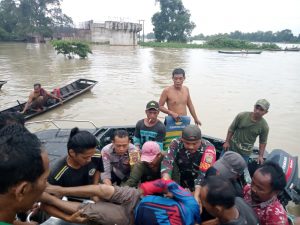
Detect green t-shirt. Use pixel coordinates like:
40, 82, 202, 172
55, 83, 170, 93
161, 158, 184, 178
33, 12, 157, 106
229, 112, 269, 156
0, 222, 12, 225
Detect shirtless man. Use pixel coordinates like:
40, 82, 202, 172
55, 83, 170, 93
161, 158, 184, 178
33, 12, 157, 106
21, 83, 62, 114
159, 68, 201, 125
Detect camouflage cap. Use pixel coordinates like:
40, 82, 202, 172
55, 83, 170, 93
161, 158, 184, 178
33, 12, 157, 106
255, 99, 270, 111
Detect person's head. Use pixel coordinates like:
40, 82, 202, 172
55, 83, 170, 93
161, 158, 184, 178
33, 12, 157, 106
251, 161, 286, 203
33, 83, 41, 93
145, 101, 160, 124
0, 112, 25, 130
0, 124, 49, 215
112, 129, 130, 155
141, 141, 161, 169
172, 68, 185, 88
200, 176, 236, 218
67, 127, 97, 167
181, 125, 202, 153
253, 99, 269, 119
213, 151, 246, 180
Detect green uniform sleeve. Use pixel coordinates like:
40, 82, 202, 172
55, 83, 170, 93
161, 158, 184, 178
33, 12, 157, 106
228, 112, 243, 132
124, 162, 146, 187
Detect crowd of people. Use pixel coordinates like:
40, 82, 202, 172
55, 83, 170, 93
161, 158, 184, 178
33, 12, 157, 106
0, 68, 297, 225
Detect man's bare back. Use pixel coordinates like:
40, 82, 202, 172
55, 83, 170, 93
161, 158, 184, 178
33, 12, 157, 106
159, 68, 201, 125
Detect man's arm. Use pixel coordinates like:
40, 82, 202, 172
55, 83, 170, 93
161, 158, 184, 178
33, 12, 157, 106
123, 162, 144, 187
159, 88, 179, 119
133, 120, 142, 149
258, 124, 269, 164
46, 184, 115, 201
160, 140, 177, 179
223, 131, 234, 151
258, 143, 266, 164
101, 147, 113, 185
21, 93, 33, 113
186, 89, 201, 126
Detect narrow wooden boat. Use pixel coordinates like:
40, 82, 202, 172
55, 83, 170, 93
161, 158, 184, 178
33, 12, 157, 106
0, 80, 7, 89
0, 79, 97, 120
218, 50, 262, 54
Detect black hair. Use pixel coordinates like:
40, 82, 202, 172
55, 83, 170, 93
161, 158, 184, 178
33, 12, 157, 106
0, 112, 25, 130
67, 127, 97, 154
201, 176, 235, 209
0, 124, 44, 194
258, 161, 286, 192
172, 68, 185, 77
205, 166, 218, 178
112, 129, 129, 141
34, 83, 41, 88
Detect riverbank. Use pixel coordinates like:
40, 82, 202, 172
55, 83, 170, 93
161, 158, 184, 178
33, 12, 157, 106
139, 38, 281, 50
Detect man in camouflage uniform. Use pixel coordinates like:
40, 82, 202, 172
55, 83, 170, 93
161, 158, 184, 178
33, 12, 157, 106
161, 125, 216, 191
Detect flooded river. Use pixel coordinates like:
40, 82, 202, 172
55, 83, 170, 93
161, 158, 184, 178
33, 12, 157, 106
0, 42, 300, 158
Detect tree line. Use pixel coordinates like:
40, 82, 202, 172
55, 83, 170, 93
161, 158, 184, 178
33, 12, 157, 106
192, 30, 300, 43
0, 0, 73, 41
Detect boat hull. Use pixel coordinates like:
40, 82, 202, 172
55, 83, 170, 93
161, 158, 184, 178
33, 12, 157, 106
0, 79, 97, 120
218, 50, 262, 54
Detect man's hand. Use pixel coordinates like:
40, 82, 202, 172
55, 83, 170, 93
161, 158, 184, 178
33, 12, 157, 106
66, 210, 87, 224
257, 156, 264, 164
169, 111, 179, 121
223, 141, 230, 151
58, 98, 63, 105
194, 118, 202, 126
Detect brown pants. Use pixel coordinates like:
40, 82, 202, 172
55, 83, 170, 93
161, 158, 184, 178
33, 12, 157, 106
79, 186, 141, 225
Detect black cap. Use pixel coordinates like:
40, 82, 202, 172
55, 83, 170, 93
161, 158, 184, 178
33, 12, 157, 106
182, 125, 201, 141
146, 101, 159, 111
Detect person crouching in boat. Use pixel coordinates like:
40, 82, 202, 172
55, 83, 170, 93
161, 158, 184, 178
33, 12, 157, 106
41, 178, 201, 225
243, 161, 288, 225
101, 129, 136, 186
47, 127, 104, 202
124, 141, 164, 187
198, 176, 260, 225
161, 125, 216, 192
21, 83, 62, 114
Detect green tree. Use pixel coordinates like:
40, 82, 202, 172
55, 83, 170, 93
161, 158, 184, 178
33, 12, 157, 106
51, 40, 92, 59
152, 0, 195, 43
0, 0, 72, 40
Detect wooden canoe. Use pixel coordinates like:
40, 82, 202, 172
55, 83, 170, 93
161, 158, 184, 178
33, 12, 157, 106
218, 50, 262, 54
0, 80, 7, 89
0, 79, 97, 121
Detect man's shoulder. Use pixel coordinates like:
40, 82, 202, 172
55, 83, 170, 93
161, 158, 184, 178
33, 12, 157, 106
154, 120, 166, 129
102, 143, 113, 153
136, 119, 144, 126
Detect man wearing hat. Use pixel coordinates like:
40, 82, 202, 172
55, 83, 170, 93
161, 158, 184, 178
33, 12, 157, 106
194, 151, 247, 201
125, 141, 164, 187
133, 100, 166, 150
161, 125, 216, 191
223, 99, 270, 164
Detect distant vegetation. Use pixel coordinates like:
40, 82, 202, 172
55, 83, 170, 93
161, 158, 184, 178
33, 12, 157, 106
0, 0, 72, 41
51, 40, 92, 59
139, 37, 281, 50
192, 29, 300, 43
152, 0, 195, 43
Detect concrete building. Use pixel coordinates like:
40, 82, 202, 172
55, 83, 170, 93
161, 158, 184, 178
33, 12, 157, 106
75, 20, 142, 46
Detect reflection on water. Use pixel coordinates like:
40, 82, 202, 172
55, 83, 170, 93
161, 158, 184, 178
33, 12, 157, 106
1, 43, 300, 158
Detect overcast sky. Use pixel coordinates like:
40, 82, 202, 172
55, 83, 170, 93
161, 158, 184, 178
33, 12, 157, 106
61, 0, 300, 36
